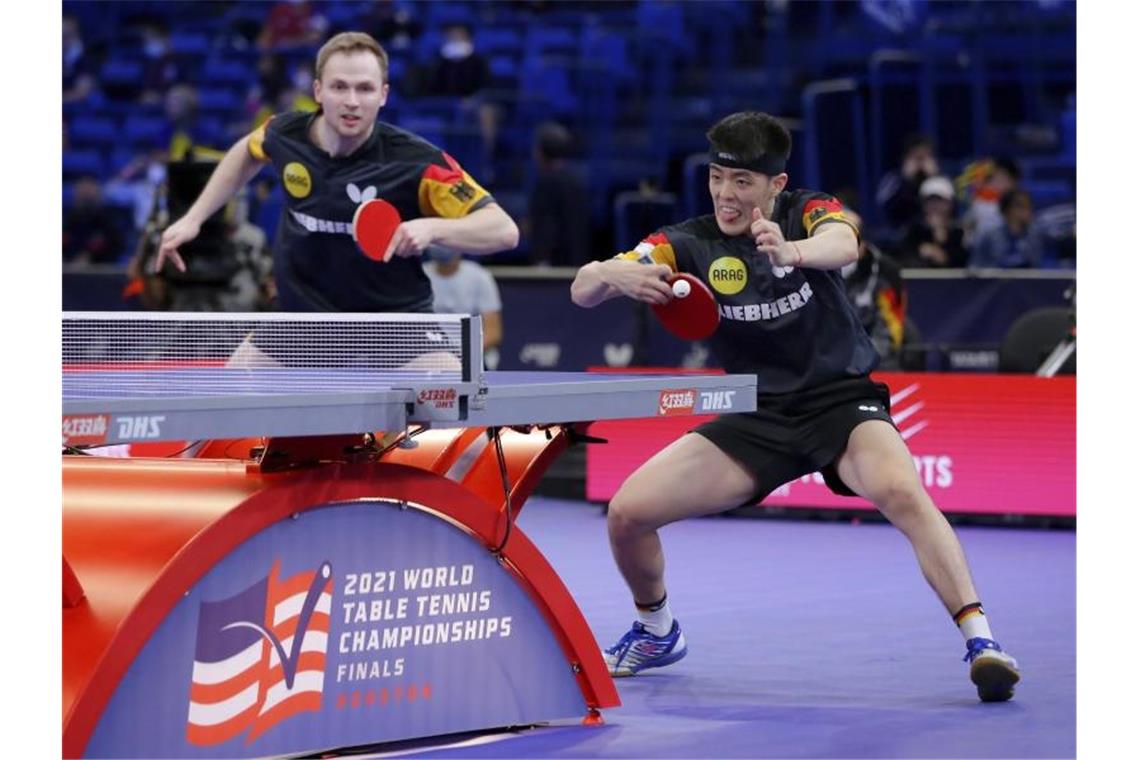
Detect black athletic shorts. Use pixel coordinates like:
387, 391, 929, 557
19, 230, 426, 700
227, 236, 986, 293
692, 375, 895, 503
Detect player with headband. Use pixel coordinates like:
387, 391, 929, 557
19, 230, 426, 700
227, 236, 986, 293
570, 111, 1020, 702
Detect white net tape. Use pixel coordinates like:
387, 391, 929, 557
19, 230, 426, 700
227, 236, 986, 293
62, 312, 472, 399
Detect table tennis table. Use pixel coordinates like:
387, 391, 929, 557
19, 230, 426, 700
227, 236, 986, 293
61, 312, 757, 759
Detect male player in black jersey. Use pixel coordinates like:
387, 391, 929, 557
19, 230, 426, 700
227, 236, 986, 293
571, 112, 1020, 702
154, 31, 518, 313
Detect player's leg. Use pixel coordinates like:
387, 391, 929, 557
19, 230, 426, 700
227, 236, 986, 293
833, 420, 1020, 701
608, 431, 760, 604
603, 431, 767, 676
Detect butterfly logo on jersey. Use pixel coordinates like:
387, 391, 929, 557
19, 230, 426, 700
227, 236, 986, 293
346, 183, 378, 204
771, 264, 795, 279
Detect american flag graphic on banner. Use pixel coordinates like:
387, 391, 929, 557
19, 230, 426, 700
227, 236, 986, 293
186, 560, 333, 746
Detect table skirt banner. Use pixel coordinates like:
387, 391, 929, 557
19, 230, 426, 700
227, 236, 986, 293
82, 500, 584, 758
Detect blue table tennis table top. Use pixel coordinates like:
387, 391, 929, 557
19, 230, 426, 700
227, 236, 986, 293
62, 369, 682, 400
61, 369, 758, 446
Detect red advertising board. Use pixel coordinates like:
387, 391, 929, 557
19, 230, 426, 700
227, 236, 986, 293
586, 372, 1075, 517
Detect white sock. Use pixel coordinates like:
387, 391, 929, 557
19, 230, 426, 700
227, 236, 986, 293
956, 605, 994, 642
636, 596, 674, 637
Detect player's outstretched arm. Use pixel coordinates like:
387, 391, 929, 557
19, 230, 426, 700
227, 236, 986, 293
571, 260, 673, 308
153, 134, 267, 273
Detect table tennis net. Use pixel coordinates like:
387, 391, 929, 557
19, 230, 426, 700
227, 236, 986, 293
62, 312, 474, 397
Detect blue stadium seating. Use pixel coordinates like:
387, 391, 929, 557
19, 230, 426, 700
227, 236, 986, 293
63, 150, 106, 180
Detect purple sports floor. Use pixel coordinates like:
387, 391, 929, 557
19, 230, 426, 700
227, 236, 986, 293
366, 497, 1075, 759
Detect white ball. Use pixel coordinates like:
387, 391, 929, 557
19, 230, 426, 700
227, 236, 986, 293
672, 279, 691, 298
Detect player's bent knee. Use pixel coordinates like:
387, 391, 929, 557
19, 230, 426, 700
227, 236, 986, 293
607, 489, 665, 535
872, 477, 928, 521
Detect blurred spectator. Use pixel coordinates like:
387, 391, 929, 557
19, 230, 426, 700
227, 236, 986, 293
63, 176, 124, 265
257, 0, 328, 51
127, 163, 274, 312
969, 189, 1046, 269
875, 133, 940, 235
840, 208, 908, 369
138, 23, 181, 104
105, 85, 226, 234
427, 24, 490, 97
364, 1, 423, 53
960, 156, 1022, 246
250, 59, 319, 127
421, 23, 498, 173
424, 246, 503, 367
252, 53, 291, 110
165, 85, 216, 161
1035, 202, 1077, 268
897, 176, 967, 268
527, 122, 590, 266
63, 15, 96, 104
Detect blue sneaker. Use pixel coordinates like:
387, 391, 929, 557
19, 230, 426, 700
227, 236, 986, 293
603, 620, 687, 677
964, 637, 1021, 702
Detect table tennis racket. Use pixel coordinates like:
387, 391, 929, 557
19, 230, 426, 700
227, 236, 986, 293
651, 272, 720, 341
352, 199, 402, 262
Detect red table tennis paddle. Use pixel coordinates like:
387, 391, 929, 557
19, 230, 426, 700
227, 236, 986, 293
651, 272, 720, 341
352, 199, 402, 261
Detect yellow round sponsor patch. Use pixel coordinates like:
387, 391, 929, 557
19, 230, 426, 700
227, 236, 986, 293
283, 162, 312, 198
708, 256, 747, 295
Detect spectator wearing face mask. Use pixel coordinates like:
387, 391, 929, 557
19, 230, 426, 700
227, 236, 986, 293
138, 22, 181, 104
423, 24, 498, 176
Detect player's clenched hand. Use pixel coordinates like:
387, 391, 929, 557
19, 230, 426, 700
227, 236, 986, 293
384, 219, 439, 260
606, 262, 674, 305
750, 207, 799, 267
153, 216, 200, 273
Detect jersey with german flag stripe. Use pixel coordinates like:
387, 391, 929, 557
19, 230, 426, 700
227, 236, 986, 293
618, 189, 878, 394
251, 111, 494, 312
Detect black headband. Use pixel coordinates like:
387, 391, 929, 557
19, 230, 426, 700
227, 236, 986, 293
708, 150, 786, 176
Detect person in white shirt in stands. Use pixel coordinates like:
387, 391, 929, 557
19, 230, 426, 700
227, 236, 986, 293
424, 245, 503, 368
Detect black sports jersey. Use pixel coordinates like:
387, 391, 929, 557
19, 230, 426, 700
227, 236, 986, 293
618, 189, 878, 394
249, 111, 494, 312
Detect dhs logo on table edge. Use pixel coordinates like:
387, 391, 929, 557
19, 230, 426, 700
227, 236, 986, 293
115, 415, 166, 441
699, 390, 737, 412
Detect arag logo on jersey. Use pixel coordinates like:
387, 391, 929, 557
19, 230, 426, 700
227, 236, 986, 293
283, 162, 312, 198
708, 257, 747, 295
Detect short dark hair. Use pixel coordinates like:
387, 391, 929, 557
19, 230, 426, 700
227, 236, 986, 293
706, 112, 792, 166
902, 132, 936, 158
992, 156, 1022, 181
535, 121, 573, 160
999, 188, 1032, 214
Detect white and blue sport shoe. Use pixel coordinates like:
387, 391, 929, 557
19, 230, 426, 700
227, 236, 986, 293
964, 637, 1021, 702
604, 620, 688, 677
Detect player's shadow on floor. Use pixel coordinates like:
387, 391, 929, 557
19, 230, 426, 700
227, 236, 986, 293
617, 673, 1026, 723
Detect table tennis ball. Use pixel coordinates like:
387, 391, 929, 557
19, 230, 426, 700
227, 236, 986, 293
672, 280, 691, 298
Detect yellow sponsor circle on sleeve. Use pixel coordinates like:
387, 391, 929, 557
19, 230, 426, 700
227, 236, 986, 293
283, 162, 313, 198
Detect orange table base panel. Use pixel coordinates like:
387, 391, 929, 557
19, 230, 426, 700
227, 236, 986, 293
63, 425, 618, 758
